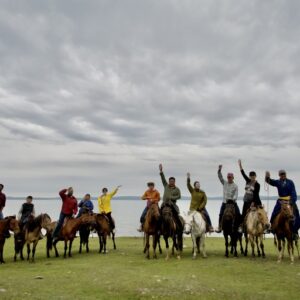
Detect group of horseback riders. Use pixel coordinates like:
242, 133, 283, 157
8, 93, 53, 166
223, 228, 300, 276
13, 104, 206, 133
0, 184, 121, 242
138, 161, 300, 239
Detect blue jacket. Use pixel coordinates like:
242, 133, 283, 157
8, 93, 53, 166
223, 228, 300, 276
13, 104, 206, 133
267, 178, 297, 204
78, 199, 94, 212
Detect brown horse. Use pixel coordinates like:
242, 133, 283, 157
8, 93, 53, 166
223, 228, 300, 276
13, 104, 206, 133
143, 203, 161, 259
160, 204, 183, 260
0, 216, 20, 264
272, 201, 294, 263
94, 213, 111, 254
25, 213, 52, 262
53, 214, 95, 258
245, 206, 269, 258
222, 202, 238, 257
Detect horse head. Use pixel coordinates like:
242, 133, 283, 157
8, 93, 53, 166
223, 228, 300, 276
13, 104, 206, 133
280, 201, 294, 221
147, 203, 160, 220
256, 207, 270, 230
7, 216, 20, 235
223, 202, 235, 220
41, 213, 52, 229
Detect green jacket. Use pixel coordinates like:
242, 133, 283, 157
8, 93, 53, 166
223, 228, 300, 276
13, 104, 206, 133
160, 172, 181, 204
187, 178, 207, 211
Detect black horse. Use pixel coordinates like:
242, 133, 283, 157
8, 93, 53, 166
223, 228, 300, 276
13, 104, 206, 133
222, 201, 239, 257
160, 203, 183, 260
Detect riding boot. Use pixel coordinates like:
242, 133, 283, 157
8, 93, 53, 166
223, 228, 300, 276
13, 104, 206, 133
4, 229, 10, 238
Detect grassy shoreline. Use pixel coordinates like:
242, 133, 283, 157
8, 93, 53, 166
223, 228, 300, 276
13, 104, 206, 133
0, 236, 299, 299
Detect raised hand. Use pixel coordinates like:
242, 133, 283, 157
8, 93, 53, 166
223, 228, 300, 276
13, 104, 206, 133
238, 159, 242, 170
159, 164, 163, 172
218, 165, 223, 171
187, 172, 190, 178
265, 171, 270, 178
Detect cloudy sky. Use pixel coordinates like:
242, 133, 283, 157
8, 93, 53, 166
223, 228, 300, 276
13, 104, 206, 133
1, 0, 300, 198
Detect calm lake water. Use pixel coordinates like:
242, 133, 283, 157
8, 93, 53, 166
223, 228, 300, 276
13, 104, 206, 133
4, 198, 277, 237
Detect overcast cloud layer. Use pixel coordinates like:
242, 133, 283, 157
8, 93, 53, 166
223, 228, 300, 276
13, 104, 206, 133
1, 0, 300, 197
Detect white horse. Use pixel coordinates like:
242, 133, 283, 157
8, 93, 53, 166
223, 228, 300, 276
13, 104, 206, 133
183, 211, 207, 259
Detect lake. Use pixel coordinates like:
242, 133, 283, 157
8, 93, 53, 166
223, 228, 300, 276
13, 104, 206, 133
3, 197, 277, 237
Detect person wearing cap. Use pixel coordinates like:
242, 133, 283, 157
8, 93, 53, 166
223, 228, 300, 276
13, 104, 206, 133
159, 163, 182, 230
215, 164, 241, 233
138, 182, 161, 232
187, 173, 214, 232
0, 184, 6, 220
98, 185, 121, 232
52, 187, 78, 242
265, 170, 300, 236
238, 160, 262, 224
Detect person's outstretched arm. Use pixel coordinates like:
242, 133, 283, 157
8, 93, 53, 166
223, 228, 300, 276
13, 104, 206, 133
218, 165, 225, 185
159, 164, 168, 187
239, 159, 250, 183
187, 173, 193, 194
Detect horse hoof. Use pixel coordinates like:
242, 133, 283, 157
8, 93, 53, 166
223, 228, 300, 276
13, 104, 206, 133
177, 256, 181, 260
192, 256, 196, 260
165, 257, 169, 261
202, 255, 208, 259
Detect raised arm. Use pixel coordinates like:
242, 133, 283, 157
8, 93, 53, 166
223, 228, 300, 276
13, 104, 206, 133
239, 159, 250, 183
265, 171, 278, 187
218, 165, 225, 185
59, 189, 67, 201
187, 173, 193, 194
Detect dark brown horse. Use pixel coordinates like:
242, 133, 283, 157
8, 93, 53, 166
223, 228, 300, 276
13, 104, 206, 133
25, 213, 52, 262
14, 221, 25, 261
222, 201, 238, 257
143, 203, 161, 259
53, 214, 95, 258
273, 201, 294, 263
160, 204, 183, 260
94, 213, 111, 254
0, 216, 20, 264
45, 221, 57, 258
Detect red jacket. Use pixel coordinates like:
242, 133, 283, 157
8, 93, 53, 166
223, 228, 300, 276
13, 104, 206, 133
0, 192, 6, 210
59, 189, 78, 215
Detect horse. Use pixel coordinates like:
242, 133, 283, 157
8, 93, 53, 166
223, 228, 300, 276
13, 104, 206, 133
222, 201, 238, 257
160, 204, 183, 260
24, 213, 52, 262
272, 201, 295, 263
53, 214, 95, 258
244, 206, 269, 258
143, 203, 161, 259
0, 216, 20, 264
14, 221, 25, 261
183, 210, 207, 259
93, 213, 112, 254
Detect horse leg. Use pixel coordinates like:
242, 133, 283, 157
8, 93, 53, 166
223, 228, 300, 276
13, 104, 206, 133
287, 238, 294, 264
79, 236, 82, 254
64, 240, 68, 258
145, 234, 150, 259
200, 234, 207, 258
153, 234, 158, 259
277, 239, 283, 263
255, 236, 261, 257
196, 237, 200, 254
86, 231, 89, 253
259, 235, 265, 258
164, 236, 169, 260
27, 243, 31, 261
224, 235, 229, 257
0, 242, 5, 263
176, 233, 182, 259
239, 234, 244, 255
20, 242, 24, 260
294, 239, 300, 259
191, 234, 197, 259
233, 235, 238, 257
111, 231, 116, 250
53, 241, 59, 257
69, 239, 73, 257
158, 235, 162, 254
31, 240, 38, 262
244, 233, 248, 257
249, 234, 255, 257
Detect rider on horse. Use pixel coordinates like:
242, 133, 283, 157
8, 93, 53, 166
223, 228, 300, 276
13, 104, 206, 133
52, 187, 78, 243
18, 196, 35, 230
265, 170, 300, 238
77, 193, 94, 218
238, 160, 262, 226
186, 172, 214, 233
138, 182, 160, 232
98, 186, 121, 233
215, 165, 242, 233
159, 164, 182, 231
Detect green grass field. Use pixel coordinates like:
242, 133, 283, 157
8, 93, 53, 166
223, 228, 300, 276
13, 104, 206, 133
0, 236, 299, 300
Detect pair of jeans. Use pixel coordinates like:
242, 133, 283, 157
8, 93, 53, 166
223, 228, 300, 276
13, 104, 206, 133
199, 208, 212, 227
105, 212, 115, 230
52, 212, 71, 238
140, 206, 148, 224
0, 211, 3, 220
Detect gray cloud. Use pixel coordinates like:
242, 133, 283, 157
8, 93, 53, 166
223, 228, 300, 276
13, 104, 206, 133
1, 0, 300, 196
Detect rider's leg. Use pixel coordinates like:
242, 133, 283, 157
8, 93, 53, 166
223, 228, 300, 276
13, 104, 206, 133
216, 203, 226, 233
201, 208, 214, 232
138, 206, 148, 231
270, 200, 281, 227
52, 212, 66, 241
